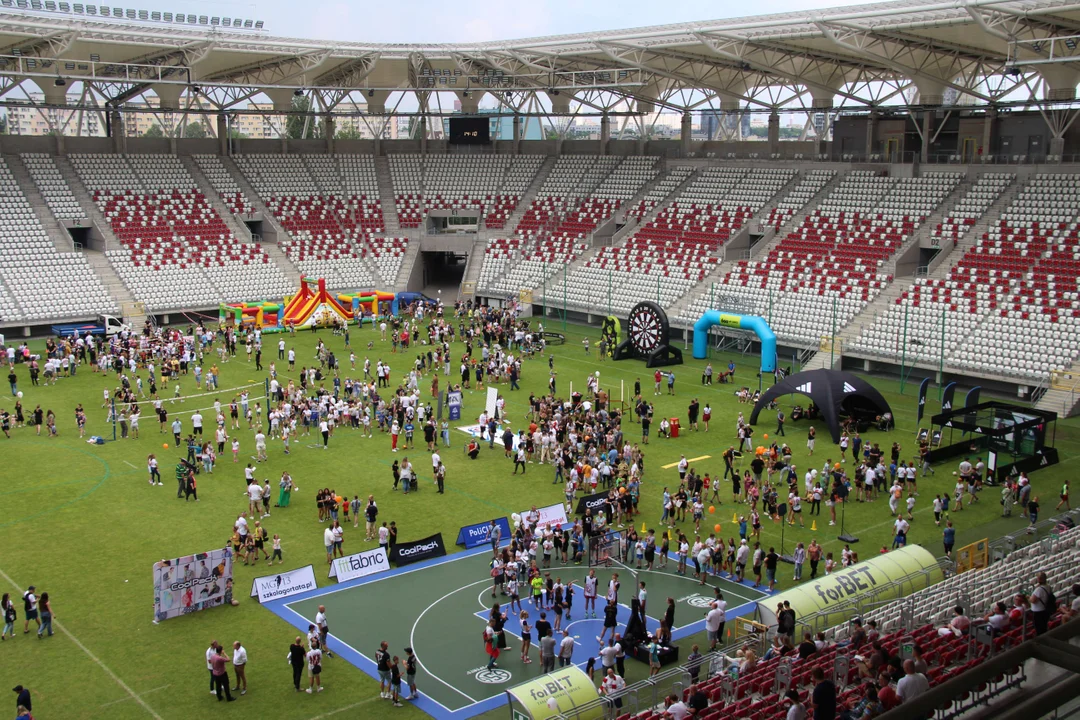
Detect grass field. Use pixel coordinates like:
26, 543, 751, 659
0, 317, 1077, 720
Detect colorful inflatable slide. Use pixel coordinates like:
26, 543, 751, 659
281, 276, 354, 329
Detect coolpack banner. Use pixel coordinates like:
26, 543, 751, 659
152, 546, 233, 623
250, 565, 317, 603
916, 377, 930, 426
519, 502, 569, 532
575, 490, 613, 516
456, 517, 511, 549
328, 547, 389, 583
390, 532, 447, 567
447, 390, 462, 421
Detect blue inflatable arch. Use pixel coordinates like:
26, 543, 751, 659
692, 310, 777, 373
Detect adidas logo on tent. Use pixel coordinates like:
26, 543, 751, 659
796, 382, 812, 393
842, 382, 857, 393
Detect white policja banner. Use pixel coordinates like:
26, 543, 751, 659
250, 564, 317, 603
328, 547, 389, 583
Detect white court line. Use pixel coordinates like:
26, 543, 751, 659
302, 695, 383, 719
0, 565, 163, 720
123, 460, 139, 470
99, 684, 170, 708
410, 578, 489, 705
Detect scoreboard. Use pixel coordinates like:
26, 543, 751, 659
449, 117, 490, 145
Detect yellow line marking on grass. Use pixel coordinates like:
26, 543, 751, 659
0, 565, 164, 720
662, 455, 711, 469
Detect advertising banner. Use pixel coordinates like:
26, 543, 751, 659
153, 546, 233, 623
519, 502, 569, 532
390, 532, 447, 567
506, 665, 603, 720
575, 490, 613, 516
456, 517, 511, 549
448, 390, 462, 421
250, 565, 318, 603
755, 545, 941, 629
328, 547, 390, 583
916, 377, 930, 426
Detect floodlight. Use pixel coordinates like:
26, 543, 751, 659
85, 4, 95, 13
31, 0, 43, 9
198, 15, 207, 24
1066, 38, 1077, 50
254, 20, 263, 29
58, 1, 69, 9
367, 89, 374, 97
73, 2, 82, 11
210, 16, 219, 25
89, 53, 99, 61
294, 88, 304, 96
243, 19, 251, 27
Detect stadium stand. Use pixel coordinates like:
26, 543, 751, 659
851, 173, 1080, 381
675, 170, 961, 345
546, 166, 794, 315
0, 157, 117, 321
232, 153, 378, 290
21, 153, 87, 222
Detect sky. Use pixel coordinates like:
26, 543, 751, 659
111, 0, 874, 44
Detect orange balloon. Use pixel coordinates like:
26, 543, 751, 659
764, 433, 769, 439
708, 506, 715, 514
163, 443, 169, 449
713, 524, 721, 532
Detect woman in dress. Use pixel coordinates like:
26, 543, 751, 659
277, 471, 293, 508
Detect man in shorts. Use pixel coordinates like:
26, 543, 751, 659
376, 640, 392, 698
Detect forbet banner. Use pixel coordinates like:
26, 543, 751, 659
519, 502, 569, 532
250, 565, 317, 603
390, 532, 447, 567
153, 546, 233, 623
506, 665, 603, 720
328, 547, 390, 583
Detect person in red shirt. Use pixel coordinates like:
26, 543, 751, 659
654, 370, 663, 395
876, 671, 900, 710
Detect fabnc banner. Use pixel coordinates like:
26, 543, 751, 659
575, 489, 613, 516
390, 532, 447, 567
456, 517, 511, 549
153, 546, 233, 623
447, 390, 462, 421
941, 381, 957, 412
329, 547, 390, 583
916, 377, 930, 426
250, 565, 317, 603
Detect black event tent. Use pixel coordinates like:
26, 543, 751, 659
749, 369, 893, 444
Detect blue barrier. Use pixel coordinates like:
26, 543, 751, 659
692, 310, 777, 373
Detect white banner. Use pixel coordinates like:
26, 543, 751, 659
457, 423, 521, 450
519, 502, 569, 532
486, 386, 499, 419
328, 547, 389, 583
250, 565, 317, 603
153, 547, 233, 623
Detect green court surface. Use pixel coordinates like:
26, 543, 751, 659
282, 548, 767, 718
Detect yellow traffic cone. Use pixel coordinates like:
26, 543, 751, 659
811, 520, 817, 532
640, 521, 647, 534
732, 512, 739, 524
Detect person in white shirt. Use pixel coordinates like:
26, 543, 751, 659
558, 629, 575, 667
896, 659, 930, 703
323, 526, 335, 564
705, 600, 726, 650
206, 640, 219, 694
231, 641, 248, 694
305, 641, 324, 693
247, 482, 263, 516
314, 605, 333, 657
431, 451, 441, 474
600, 668, 626, 710
191, 412, 203, 436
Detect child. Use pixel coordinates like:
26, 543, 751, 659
824, 552, 836, 575
519, 610, 533, 663
270, 534, 283, 565
389, 656, 403, 707
906, 493, 916, 521
933, 494, 943, 525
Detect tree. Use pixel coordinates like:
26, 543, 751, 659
143, 124, 165, 138
0, 114, 8, 135
285, 94, 321, 140
228, 128, 248, 139
334, 124, 364, 140
183, 121, 207, 139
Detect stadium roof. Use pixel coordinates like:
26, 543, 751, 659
0, 0, 1078, 114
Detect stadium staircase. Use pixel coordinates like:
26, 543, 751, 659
459, 238, 487, 299
4, 154, 74, 252
374, 156, 401, 233
82, 248, 143, 325
259, 242, 303, 288
607, 165, 702, 247
179, 155, 254, 242
501, 156, 557, 234
881, 173, 973, 276
1035, 360, 1080, 417
217, 156, 291, 243
391, 240, 421, 293
924, 176, 1023, 277
53, 156, 127, 253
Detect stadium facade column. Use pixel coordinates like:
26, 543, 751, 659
324, 115, 335, 154
216, 114, 228, 156
915, 79, 944, 163
109, 108, 125, 153
866, 110, 878, 158
513, 115, 522, 155
1039, 66, 1080, 157
982, 108, 995, 158
680, 111, 692, 156
768, 111, 780, 155
419, 115, 428, 155
600, 114, 611, 155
